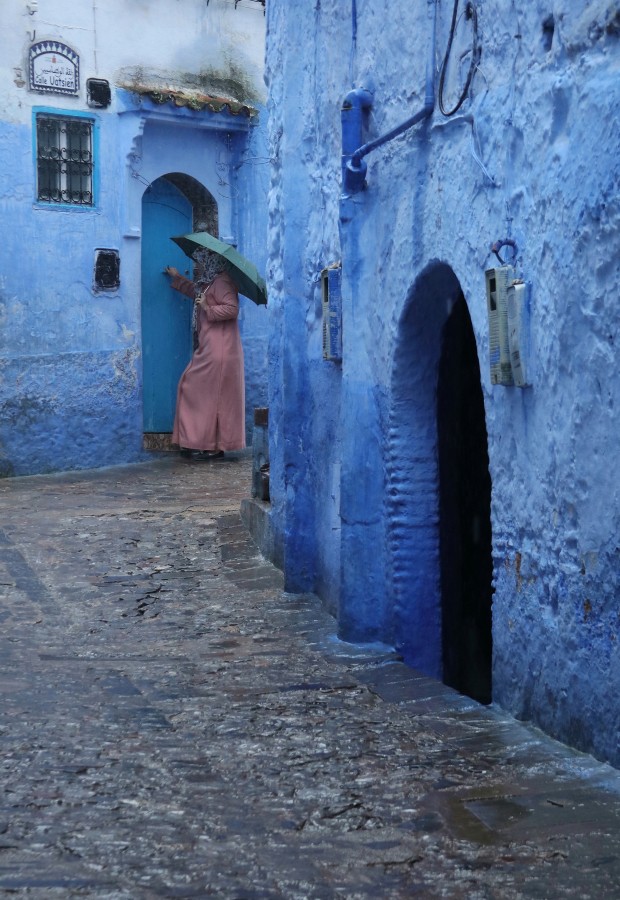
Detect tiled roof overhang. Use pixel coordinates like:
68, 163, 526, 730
127, 85, 257, 118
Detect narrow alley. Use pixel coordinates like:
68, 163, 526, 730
0, 454, 619, 899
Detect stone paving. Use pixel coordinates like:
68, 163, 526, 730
0, 452, 619, 898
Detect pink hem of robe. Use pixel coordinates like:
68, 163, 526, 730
170, 272, 245, 452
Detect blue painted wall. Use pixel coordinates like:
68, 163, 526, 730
0, 36, 268, 477
0, 0, 268, 476
265, 0, 620, 766
0, 112, 143, 475
234, 114, 271, 442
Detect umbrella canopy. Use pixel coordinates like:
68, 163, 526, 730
171, 232, 267, 306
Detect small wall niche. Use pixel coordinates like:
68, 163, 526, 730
542, 15, 555, 52
87, 78, 111, 108
94, 249, 120, 292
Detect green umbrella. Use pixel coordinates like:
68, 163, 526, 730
171, 232, 267, 306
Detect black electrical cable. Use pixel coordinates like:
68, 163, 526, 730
438, 0, 480, 117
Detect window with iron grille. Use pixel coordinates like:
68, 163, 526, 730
36, 114, 94, 206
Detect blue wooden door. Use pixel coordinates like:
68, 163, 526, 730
141, 178, 193, 432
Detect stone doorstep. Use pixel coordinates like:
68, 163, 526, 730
142, 433, 177, 452
240, 496, 283, 570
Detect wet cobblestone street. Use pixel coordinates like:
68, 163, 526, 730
0, 453, 619, 898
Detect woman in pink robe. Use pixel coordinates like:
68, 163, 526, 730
165, 257, 245, 457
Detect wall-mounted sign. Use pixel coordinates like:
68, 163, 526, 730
29, 41, 79, 95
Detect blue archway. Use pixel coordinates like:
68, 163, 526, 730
386, 262, 492, 702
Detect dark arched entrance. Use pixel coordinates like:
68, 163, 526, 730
437, 293, 493, 704
387, 263, 493, 703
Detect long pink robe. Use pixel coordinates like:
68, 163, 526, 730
170, 272, 245, 451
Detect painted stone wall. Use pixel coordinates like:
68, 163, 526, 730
265, 0, 620, 766
0, 0, 268, 475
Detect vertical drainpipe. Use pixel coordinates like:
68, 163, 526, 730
337, 0, 438, 645
342, 0, 437, 194
341, 0, 372, 191
334, 26, 377, 645
349, 0, 358, 85
341, 88, 374, 190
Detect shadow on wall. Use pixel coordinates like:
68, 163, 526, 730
437, 291, 492, 705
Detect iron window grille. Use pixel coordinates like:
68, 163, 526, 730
36, 114, 94, 206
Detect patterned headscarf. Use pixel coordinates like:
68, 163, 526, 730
193, 248, 228, 289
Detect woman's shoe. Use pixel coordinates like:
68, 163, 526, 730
191, 450, 224, 460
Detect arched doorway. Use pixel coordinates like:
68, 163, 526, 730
387, 263, 493, 703
140, 174, 218, 440
437, 292, 493, 704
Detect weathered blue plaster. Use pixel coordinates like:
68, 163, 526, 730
266, 0, 620, 766
233, 115, 271, 441
338, 377, 387, 641
264, 1, 345, 594
386, 262, 465, 678
0, 351, 142, 476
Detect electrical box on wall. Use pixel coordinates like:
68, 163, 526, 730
507, 280, 530, 386
485, 266, 531, 387
485, 265, 514, 385
321, 263, 342, 362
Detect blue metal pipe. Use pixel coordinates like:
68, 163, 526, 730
349, 0, 358, 83
341, 87, 374, 190
343, 0, 438, 194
